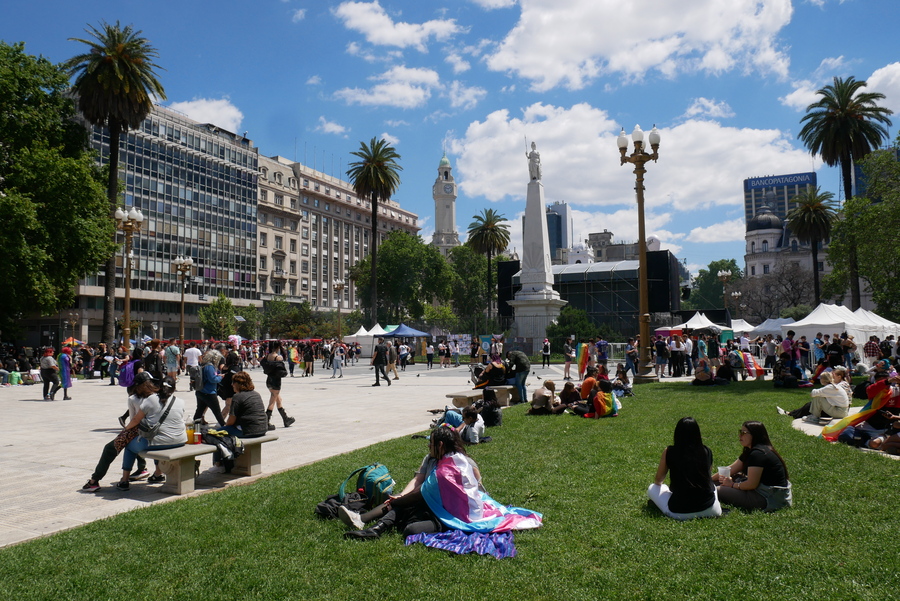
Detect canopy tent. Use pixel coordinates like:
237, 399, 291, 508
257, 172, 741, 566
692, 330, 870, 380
854, 308, 900, 339
781, 303, 876, 343
729, 319, 756, 335
342, 325, 369, 344
676, 312, 722, 334
383, 323, 429, 338
367, 323, 388, 336
749, 317, 795, 338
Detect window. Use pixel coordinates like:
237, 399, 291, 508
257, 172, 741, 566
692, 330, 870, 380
275, 194, 284, 206
274, 258, 283, 272
275, 236, 283, 250
289, 197, 297, 209
260, 167, 268, 180
314, 198, 320, 208
290, 239, 297, 253
260, 233, 267, 246
258, 212, 267, 224
750, 241, 755, 253
260, 190, 268, 201
751, 266, 756, 276
275, 172, 282, 184
763, 264, 770, 275
289, 282, 296, 296
303, 179, 309, 187
273, 281, 283, 294
302, 227, 309, 239
818, 261, 824, 272
290, 260, 296, 274
302, 244, 309, 256
302, 260, 309, 273
260, 256, 267, 269
761, 240, 768, 252
273, 216, 284, 228
325, 203, 330, 211
301, 278, 309, 290
289, 220, 298, 231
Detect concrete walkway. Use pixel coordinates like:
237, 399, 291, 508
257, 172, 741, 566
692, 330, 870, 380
0, 361, 568, 548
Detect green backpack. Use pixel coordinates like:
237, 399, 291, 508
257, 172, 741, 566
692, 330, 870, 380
338, 463, 395, 509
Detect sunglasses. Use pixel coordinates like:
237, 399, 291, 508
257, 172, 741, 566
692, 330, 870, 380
739, 429, 749, 437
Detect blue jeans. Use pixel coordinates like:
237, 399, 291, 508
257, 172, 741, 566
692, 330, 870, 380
122, 436, 184, 472
513, 371, 527, 404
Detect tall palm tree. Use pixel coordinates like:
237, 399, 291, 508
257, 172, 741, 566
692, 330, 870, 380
466, 208, 510, 322
346, 137, 402, 326
65, 21, 166, 346
786, 187, 837, 306
798, 75, 892, 309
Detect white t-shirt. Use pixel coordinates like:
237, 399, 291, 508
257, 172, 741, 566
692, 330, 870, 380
740, 336, 750, 350
139, 394, 187, 446
184, 347, 202, 367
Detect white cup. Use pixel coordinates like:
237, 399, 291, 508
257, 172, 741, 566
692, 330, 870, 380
717, 466, 731, 481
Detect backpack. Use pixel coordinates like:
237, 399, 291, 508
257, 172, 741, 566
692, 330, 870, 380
338, 464, 395, 510
118, 360, 136, 388
190, 364, 205, 391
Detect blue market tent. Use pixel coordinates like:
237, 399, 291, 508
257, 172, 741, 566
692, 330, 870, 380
383, 323, 429, 338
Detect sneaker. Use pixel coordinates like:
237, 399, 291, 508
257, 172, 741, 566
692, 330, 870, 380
129, 469, 150, 481
338, 505, 366, 530
147, 474, 165, 483
82, 480, 100, 492
776, 406, 789, 416
207, 465, 226, 474
115, 480, 130, 491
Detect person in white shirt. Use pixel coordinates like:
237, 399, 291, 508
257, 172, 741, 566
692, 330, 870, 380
183, 342, 202, 391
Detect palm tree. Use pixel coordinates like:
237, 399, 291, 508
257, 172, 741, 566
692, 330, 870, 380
346, 137, 402, 326
65, 21, 166, 347
786, 187, 837, 306
466, 208, 510, 321
798, 76, 892, 309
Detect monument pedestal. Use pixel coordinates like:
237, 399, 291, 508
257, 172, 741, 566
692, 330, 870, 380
508, 297, 567, 354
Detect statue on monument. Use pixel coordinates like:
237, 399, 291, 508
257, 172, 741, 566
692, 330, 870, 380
526, 141, 541, 181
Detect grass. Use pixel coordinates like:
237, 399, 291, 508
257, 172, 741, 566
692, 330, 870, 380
2, 379, 899, 600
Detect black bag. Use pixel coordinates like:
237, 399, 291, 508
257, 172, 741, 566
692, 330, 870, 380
476, 390, 502, 427
837, 426, 872, 448
852, 381, 870, 400
314, 491, 367, 520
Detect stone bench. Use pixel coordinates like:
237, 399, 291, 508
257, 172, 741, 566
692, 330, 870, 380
446, 385, 516, 408
141, 433, 279, 495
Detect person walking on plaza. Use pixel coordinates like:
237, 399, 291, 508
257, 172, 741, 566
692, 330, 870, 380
40, 347, 61, 400
506, 349, 531, 405
371, 337, 391, 386
331, 343, 344, 379
387, 342, 400, 380
183, 342, 201, 391
58, 346, 74, 400
265, 342, 295, 428
425, 342, 435, 370
863, 335, 881, 367
450, 339, 461, 367
164, 337, 181, 383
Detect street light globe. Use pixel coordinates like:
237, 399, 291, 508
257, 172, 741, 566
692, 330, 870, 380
648, 125, 661, 146
631, 125, 644, 143
173, 256, 183, 266
184, 257, 193, 267
718, 269, 731, 279
616, 128, 628, 149
115, 208, 126, 221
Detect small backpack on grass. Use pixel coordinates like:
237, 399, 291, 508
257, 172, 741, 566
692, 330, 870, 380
314, 463, 395, 519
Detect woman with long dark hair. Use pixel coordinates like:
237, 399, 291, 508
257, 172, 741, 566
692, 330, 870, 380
265, 342, 294, 428
714, 421, 792, 512
648, 417, 721, 520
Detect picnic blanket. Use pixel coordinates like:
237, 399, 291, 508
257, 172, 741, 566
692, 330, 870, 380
405, 530, 517, 559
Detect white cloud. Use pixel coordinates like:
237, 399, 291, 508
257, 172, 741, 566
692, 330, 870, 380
167, 97, 243, 132
780, 79, 819, 111
470, 0, 517, 8
485, 0, 792, 91
306, 75, 322, 85
686, 219, 747, 243
335, 65, 440, 108
315, 116, 349, 137
380, 132, 400, 145
291, 8, 307, 22
868, 62, 900, 115
448, 81, 487, 110
446, 102, 817, 215
682, 97, 735, 120
385, 119, 410, 127
333, 1, 464, 52
445, 53, 471, 74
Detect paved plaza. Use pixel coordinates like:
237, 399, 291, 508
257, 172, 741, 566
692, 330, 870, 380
0, 360, 568, 548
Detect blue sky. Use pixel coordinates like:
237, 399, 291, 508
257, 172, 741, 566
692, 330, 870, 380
3, 0, 900, 276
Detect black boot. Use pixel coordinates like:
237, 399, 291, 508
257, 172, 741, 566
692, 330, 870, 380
265, 409, 276, 430
279, 407, 295, 427
343, 520, 391, 540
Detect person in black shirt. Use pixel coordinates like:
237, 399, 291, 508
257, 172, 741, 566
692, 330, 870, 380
648, 417, 721, 520
714, 421, 791, 512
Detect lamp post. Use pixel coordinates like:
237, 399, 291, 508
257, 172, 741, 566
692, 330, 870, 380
718, 269, 733, 311
618, 124, 660, 383
333, 279, 346, 341
173, 256, 194, 346
731, 291, 742, 317
66, 312, 78, 343
115, 207, 144, 351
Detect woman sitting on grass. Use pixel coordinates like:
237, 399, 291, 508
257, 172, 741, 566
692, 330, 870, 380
713, 421, 791, 512
549, 381, 582, 415
691, 358, 715, 386
776, 370, 850, 422
338, 426, 541, 540
648, 417, 721, 520
528, 379, 556, 415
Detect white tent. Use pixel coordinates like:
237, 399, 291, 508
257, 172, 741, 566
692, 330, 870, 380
367, 323, 388, 336
676, 312, 722, 333
730, 319, 756, 335
780, 303, 875, 343
343, 325, 368, 344
750, 317, 795, 338
854, 308, 900, 339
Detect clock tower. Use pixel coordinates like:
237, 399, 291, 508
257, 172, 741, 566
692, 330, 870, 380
431, 153, 460, 257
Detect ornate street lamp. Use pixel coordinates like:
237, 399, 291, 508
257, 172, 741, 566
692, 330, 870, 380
618, 124, 660, 383
172, 256, 194, 346
333, 279, 346, 341
66, 312, 78, 342
718, 269, 733, 310
115, 207, 144, 351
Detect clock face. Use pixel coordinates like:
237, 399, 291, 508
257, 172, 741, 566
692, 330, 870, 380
443, 183, 453, 194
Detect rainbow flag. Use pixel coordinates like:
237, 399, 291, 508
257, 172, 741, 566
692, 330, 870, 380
421, 453, 542, 533
741, 352, 763, 378
821, 379, 892, 442
289, 347, 301, 364
576, 343, 590, 376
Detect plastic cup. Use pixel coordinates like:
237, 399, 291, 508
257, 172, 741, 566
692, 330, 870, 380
717, 466, 731, 481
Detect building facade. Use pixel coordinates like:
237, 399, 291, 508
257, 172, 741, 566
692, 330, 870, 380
545, 200, 572, 263
430, 153, 460, 257
743, 172, 816, 224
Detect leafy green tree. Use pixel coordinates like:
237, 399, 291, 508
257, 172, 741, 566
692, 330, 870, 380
198, 293, 236, 340
780, 304, 812, 322
346, 137, 402, 327
546, 306, 599, 351
236, 303, 262, 340
64, 21, 167, 346
0, 42, 116, 334
447, 245, 488, 333
786, 186, 837, 305
263, 296, 299, 338
424, 304, 458, 334
350, 231, 452, 323
466, 208, 510, 321
683, 259, 742, 311
798, 75, 893, 309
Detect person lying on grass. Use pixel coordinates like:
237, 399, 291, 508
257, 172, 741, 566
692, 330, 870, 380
338, 426, 540, 540
648, 416, 722, 521
713, 421, 791, 512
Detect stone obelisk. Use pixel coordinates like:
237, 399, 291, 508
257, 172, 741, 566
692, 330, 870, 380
508, 142, 566, 353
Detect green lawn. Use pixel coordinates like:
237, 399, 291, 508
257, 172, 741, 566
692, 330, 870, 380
2, 380, 898, 601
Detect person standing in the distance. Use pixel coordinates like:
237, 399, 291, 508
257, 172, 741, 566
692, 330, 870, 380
624, 338, 638, 377
425, 342, 435, 370
265, 342, 295, 428
183, 342, 202, 391
40, 347, 61, 401
371, 337, 391, 386
563, 337, 575, 380
164, 337, 181, 383
541, 338, 552, 369
57, 346, 74, 400
450, 339, 461, 368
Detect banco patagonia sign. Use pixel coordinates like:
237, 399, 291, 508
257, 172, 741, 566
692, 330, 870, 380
744, 172, 816, 191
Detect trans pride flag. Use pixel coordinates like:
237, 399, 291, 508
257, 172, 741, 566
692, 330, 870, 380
420, 453, 542, 533
821, 378, 893, 442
